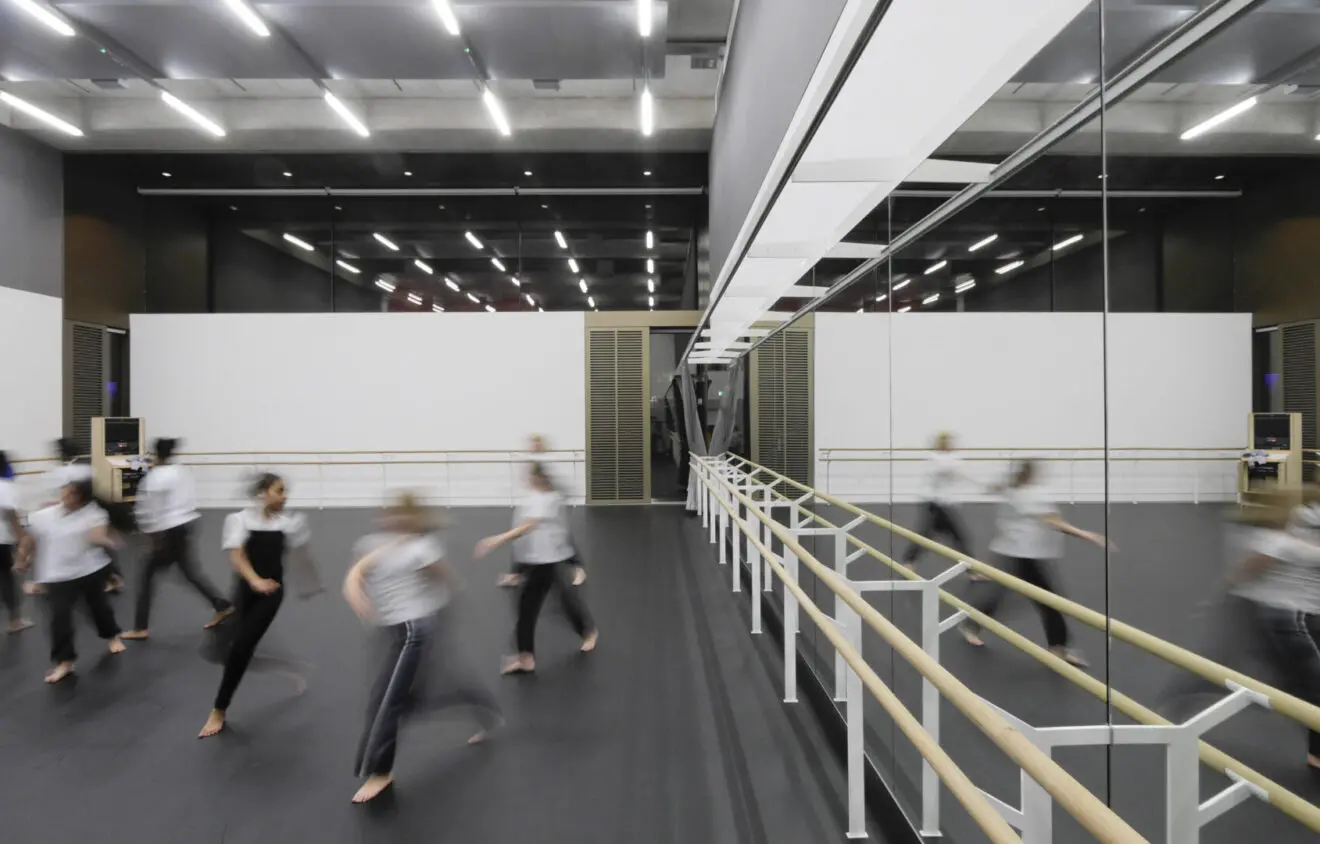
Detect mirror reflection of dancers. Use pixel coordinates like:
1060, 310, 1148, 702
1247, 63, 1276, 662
24, 438, 96, 597
0, 451, 34, 633
18, 479, 127, 683
122, 438, 234, 640
344, 492, 503, 804
901, 432, 981, 573
960, 459, 1110, 667
497, 434, 586, 588
199, 473, 317, 739
477, 463, 598, 675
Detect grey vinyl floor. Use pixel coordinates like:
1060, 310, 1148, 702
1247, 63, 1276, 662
0, 506, 871, 844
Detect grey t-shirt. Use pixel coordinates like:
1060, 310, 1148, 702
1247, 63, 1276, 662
354, 532, 449, 626
987, 486, 1064, 560
1230, 524, 1320, 614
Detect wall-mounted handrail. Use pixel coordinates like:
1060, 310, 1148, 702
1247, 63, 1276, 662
697, 460, 1148, 844
726, 455, 1320, 834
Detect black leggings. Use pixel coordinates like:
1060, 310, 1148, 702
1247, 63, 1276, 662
0, 544, 18, 620
902, 502, 969, 564
965, 555, 1070, 648
1253, 604, 1320, 758
48, 566, 121, 663
213, 581, 284, 710
515, 563, 593, 655
134, 524, 231, 630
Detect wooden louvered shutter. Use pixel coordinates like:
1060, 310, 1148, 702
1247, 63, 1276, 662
586, 328, 649, 503
1282, 321, 1317, 450
751, 327, 813, 486
69, 322, 107, 455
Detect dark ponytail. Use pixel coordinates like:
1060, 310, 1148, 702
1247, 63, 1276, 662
250, 472, 283, 498
154, 437, 179, 463
55, 437, 78, 463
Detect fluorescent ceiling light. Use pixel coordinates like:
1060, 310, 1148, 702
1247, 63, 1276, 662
554, 231, 567, 249
892, 278, 911, 291
875, 293, 887, 302
375, 279, 396, 292
510, 276, 521, 287
648, 295, 655, 309
638, 0, 652, 37
336, 259, 360, 274
524, 170, 532, 177
955, 279, 976, 294
413, 259, 433, 274
568, 258, 579, 273
404, 171, 412, 177
445, 277, 460, 292
525, 293, 535, 306
482, 88, 512, 137
996, 260, 1025, 275
538, 307, 544, 313
407, 293, 423, 305
924, 260, 947, 275
432, 304, 444, 313
485, 304, 496, 313
1053, 234, 1084, 251
897, 306, 912, 313
161, 91, 226, 138
323, 91, 370, 138
643, 170, 652, 177
640, 86, 654, 136
647, 278, 655, 293
12, 0, 74, 36
1214, 174, 1225, 181
1181, 97, 1257, 141
0, 91, 83, 136
646, 230, 654, 250
464, 231, 483, 250
282, 171, 292, 177
373, 232, 399, 251
221, 0, 269, 37
922, 293, 940, 305
282, 233, 314, 252
587, 296, 596, 309
578, 278, 589, 293
646, 258, 654, 274
466, 292, 479, 303
491, 257, 507, 272
432, 0, 460, 35
162, 172, 171, 178
968, 234, 998, 252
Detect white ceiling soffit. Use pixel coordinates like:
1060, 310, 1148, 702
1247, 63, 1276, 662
702, 0, 1091, 358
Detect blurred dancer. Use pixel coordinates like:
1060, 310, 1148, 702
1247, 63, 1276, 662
344, 492, 502, 804
901, 432, 980, 570
199, 472, 316, 739
24, 438, 95, 596
0, 451, 33, 633
960, 459, 1109, 667
19, 479, 126, 683
497, 434, 586, 588
122, 438, 233, 640
477, 463, 598, 674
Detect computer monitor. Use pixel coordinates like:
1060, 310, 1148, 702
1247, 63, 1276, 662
103, 418, 141, 456
1253, 413, 1292, 450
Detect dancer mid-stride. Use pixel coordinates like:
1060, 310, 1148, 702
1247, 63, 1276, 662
0, 451, 34, 633
477, 463, 598, 675
199, 473, 316, 739
344, 492, 503, 804
901, 432, 982, 572
498, 434, 586, 589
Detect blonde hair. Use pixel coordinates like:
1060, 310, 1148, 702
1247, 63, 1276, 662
385, 491, 442, 533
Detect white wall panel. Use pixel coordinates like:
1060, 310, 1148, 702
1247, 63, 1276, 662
0, 287, 61, 464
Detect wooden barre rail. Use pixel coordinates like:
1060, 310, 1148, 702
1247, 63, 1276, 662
717, 455, 1320, 834
821, 446, 1240, 453
821, 456, 1237, 464
700, 465, 1147, 844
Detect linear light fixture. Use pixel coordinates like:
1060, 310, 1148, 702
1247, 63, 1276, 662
161, 91, 226, 137
432, 304, 444, 313
638, 0, 652, 37
1053, 234, 1084, 251
432, 0, 460, 35
897, 306, 911, 313
0, 92, 83, 136
922, 293, 940, 306
968, 234, 998, 252
491, 257, 507, 272
464, 231, 483, 250
221, 0, 269, 37
446, 277, 460, 292
568, 257, 580, 273
587, 296, 596, 309
336, 259, 360, 274
282, 233, 314, 252
323, 91, 370, 137
648, 295, 655, 309
1181, 97, 1257, 141
647, 278, 655, 293
996, 260, 1025, 274
640, 86, 654, 136
876, 293, 887, 302
510, 276, 522, 287
485, 304, 496, 313
578, 278, 589, 293
375, 279, 396, 292
892, 278, 911, 291
538, 307, 544, 313
645, 230, 654, 250
373, 232, 399, 251
482, 88, 512, 137
407, 292, 423, 305
466, 292, 479, 303
13, 0, 74, 36
554, 230, 567, 249
924, 260, 947, 275
413, 259, 433, 274
525, 293, 535, 306
646, 258, 655, 274
955, 279, 977, 294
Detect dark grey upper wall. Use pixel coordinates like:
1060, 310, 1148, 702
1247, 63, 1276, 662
707, 0, 847, 285
0, 128, 63, 298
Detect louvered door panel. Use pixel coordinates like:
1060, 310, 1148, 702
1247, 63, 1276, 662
70, 323, 106, 455
588, 330, 619, 501
586, 328, 649, 503
752, 328, 812, 487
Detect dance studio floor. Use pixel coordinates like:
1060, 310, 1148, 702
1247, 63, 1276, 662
0, 506, 870, 844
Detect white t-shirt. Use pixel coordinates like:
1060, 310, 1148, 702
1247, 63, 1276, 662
513, 490, 573, 564
221, 508, 310, 550
40, 463, 93, 507
135, 463, 200, 533
28, 503, 111, 583
0, 478, 19, 545
926, 452, 963, 506
988, 486, 1063, 560
354, 533, 449, 626
1231, 524, 1320, 614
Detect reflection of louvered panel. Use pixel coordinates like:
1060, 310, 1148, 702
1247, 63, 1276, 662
783, 329, 812, 486
588, 330, 618, 502
615, 329, 647, 502
1283, 322, 1318, 449
70, 324, 105, 455
755, 334, 786, 473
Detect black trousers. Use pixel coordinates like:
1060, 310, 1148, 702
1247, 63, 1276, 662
902, 502, 969, 564
1253, 604, 1320, 757
0, 544, 18, 620
48, 565, 121, 663
134, 524, 230, 630
515, 562, 592, 654
355, 613, 501, 777
213, 581, 284, 710
965, 555, 1070, 648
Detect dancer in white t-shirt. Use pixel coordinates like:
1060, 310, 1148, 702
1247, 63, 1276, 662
901, 432, 981, 570
0, 451, 33, 633
497, 434, 587, 588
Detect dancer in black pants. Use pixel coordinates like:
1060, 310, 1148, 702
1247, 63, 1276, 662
19, 479, 127, 683
478, 462, 597, 675
199, 473, 315, 739
344, 493, 502, 804
0, 451, 33, 633
124, 438, 233, 639
960, 459, 1109, 668
902, 432, 980, 570
499, 434, 586, 589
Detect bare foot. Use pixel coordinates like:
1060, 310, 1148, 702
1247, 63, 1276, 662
198, 709, 226, 739
107, 637, 127, 655
571, 566, 587, 586
580, 630, 599, 653
44, 662, 75, 684
961, 627, 985, 647
352, 774, 394, 804
104, 575, 124, 594
501, 654, 534, 675
1051, 646, 1089, 668
204, 606, 236, 629
497, 573, 523, 589
7, 619, 34, 634
121, 630, 150, 640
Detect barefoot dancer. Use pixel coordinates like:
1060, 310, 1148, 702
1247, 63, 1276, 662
123, 438, 233, 640
497, 434, 586, 588
199, 473, 314, 739
19, 479, 127, 683
345, 493, 502, 804
0, 451, 33, 633
477, 463, 597, 675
